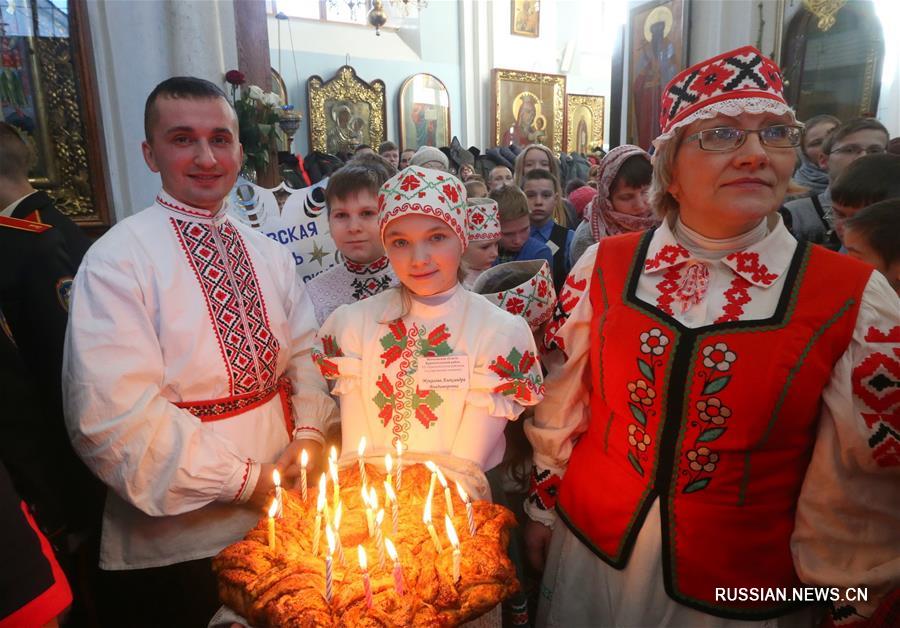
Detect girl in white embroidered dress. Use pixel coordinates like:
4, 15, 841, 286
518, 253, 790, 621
312, 167, 544, 478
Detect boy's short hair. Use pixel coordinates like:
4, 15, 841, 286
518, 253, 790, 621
822, 117, 889, 156
325, 161, 393, 210
614, 154, 654, 190
844, 199, 900, 265
831, 153, 900, 208
0, 121, 33, 180
144, 76, 229, 142
465, 179, 487, 198
378, 141, 397, 154
522, 168, 557, 187
490, 185, 530, 222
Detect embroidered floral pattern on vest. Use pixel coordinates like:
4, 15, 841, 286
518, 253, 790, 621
312, 335, 344, 378
172, 218, 279, 394
626, 327, 673, 477
527, 467, 561, 511
372, 321, 453, 444
543, 275, 587, 354
679, 341, 738, 493
852, 326, 900, 467
489, 348, 544, 404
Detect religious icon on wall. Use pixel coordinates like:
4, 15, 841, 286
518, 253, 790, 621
627, 0, 689, 150
492, 69, 565, 153
398, 73, 451, 152
566, 94, 605, 153
511, 0, 540, 37
307, 65, 386, 156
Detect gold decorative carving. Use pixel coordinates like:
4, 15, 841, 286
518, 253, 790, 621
492, 68, 565, 154
307, 65, 386, 155
33, 36, 96, 218
566, 94, 605, 153
802, 0, 847, 32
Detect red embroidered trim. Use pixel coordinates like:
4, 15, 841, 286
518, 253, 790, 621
171, 218, 280, 394
725, 251, 779, 285
345, 256, 390, 275
715, 275, 752, 323
543, 275, 588, 353
644, 244, 689, 271
177, 380, 282, 421
156, 195, 217, 219
865, 326, 900, 343
527, 467, 561, 511
655, 265, 683, 315
294, 426, 324, 438
232, 459, 252, 503
379, 203, 467, 247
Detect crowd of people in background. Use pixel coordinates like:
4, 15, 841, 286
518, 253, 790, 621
2, 43, 898, 628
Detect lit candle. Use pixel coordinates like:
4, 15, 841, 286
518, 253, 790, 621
298, 449, 309, 502
329, 457, 340, 509
325, 524, 335, 604
395, 440, 403, 490
456, 481, 476, 536
273, 469, 283, 518
424, 460, 438, 509
312, 487, 325, 556
358, 545, 373, 609
445, 514, 461, 582
385, 453, 393, 490
385, 538, 404, 596
357, 436, 368, 488
362, 486, 374, 537
423, 493, 442, 552
333, 501, 346, 566
435, 467, 453, 518
384, 481, 399, 537
375, 509, 386, 570
267, 498, 277, 550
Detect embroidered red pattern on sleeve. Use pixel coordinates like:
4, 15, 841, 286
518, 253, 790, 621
851, 326, 900, 467
542, 275, 587, 353
527, 467, 562, 511
489, 348, 545, 404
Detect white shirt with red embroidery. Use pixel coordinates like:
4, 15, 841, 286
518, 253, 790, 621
302, 255, 398, 326
312, 283, 544, 471
525, 214, 900, 624
63, 191, 334, 570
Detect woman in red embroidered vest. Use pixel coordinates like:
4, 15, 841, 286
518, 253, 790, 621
524, 46, 900, 627
312, 166, 544, 494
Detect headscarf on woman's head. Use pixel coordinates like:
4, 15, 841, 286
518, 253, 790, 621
648, 45, 798, 216
584, 145, 658, 240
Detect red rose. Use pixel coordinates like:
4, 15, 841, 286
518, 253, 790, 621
225, 70, 246, 86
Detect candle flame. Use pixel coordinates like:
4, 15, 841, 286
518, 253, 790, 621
326, 523, 336, 554
357, 544, 367, 570
316, 490, 325, 512
384, 481, 396, 502
444, 514, 459, 548
272, 468, 281, 488
396, 440, 402, 456
329, 459, 338, 481
358, 436, 366, 457
385, 538, 398, 561
435, 467, 448, 489
385, 452, 393, 473
330, 446, 338, 462
423, 493, 433, 524
455, 481, 469, 503
369, 486, 378, 510
268, 498, 278, 518
300, 449, 308, 467
376, 508, 384, 525
334, 501, 343, 528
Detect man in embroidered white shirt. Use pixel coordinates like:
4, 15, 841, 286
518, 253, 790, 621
62, 77, 331, 626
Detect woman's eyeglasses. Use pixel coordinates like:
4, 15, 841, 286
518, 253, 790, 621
685, 124, 803, 152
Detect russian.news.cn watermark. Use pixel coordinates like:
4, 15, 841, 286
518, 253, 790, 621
715, 588, 868, 603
